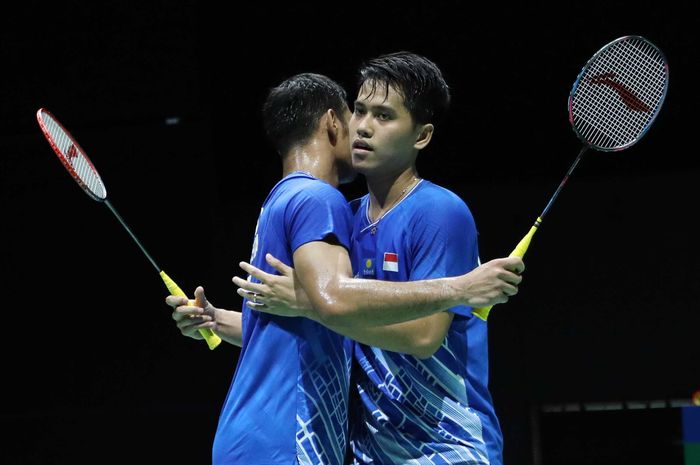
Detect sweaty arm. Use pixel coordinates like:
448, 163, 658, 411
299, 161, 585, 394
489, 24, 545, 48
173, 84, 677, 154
236, 248, 522, 328
291, 239, 461, 358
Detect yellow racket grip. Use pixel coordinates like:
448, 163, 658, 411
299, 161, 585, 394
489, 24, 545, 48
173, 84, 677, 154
160, 271, 222, 350
472, 217, 541, 321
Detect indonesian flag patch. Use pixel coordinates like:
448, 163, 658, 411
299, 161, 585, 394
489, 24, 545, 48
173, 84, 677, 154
382, 252, 399, 272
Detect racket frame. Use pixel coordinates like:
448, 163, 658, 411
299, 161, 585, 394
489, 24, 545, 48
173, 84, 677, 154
567, 35, 669, 152
36, 109, 107, 201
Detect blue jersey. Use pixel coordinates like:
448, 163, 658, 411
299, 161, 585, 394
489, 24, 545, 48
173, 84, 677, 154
349, 180, 503, 465
213, 172, 354, 465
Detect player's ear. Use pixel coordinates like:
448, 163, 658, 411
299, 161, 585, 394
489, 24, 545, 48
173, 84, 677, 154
326, 108, 340, 145
414, 123, 434, 150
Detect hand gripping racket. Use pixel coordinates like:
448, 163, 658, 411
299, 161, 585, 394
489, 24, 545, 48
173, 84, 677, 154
36, 108, 222, 349
473, 35, 669, 320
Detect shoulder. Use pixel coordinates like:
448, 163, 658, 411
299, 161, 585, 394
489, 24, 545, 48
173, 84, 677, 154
414, 181, 473, 221
287, 177, 348, 207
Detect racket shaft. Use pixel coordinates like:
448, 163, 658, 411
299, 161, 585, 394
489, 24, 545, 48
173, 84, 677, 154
472, 217, 541, 321
160, 271, 222, 349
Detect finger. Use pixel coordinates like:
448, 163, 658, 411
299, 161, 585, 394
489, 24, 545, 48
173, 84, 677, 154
246, 301, 268, 311
171, 305, 202, 322
173, 304, 204, 319
171, 307, 202, 323
196, 321, 217, 330
504, 271, 523, 285
232, 275, 266, 293
237, 288, 262, 301
178, 304, 204, 313
239, 261, 273, 283
166, 295, 188, 307
265, 253, 293, 276
185, 314, 213, 325
503, 284, 519, 296
179, 318, 211, 332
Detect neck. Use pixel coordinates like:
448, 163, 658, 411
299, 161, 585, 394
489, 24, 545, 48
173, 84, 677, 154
281, 143, 338, 187
366, 167, 420, 221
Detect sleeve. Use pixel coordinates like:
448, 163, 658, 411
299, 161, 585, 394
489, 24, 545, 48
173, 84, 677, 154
285, 182, 353, 254
408, 191, 479, 318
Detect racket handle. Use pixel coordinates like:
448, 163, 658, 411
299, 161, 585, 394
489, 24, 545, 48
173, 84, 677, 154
472, 217, 542, 321
160, 271, 222, 350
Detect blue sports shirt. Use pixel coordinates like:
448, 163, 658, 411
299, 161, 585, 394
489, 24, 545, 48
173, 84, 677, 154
349, 179, 503, 465
213, 172, 354, 465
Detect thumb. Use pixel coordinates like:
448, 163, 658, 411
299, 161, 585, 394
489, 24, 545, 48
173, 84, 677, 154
194, 286, 207, 307
507, 256, 525, 274
266, 253, 293, 276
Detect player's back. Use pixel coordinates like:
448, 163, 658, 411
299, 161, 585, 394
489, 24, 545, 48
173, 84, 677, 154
214, 172, 354, 465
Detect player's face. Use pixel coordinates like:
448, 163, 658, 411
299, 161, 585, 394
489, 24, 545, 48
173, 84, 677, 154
349, 81, 424, 178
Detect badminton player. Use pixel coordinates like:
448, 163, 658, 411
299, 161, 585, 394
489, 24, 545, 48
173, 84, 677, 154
234, 52, 512, 465
171, 64, 521, 465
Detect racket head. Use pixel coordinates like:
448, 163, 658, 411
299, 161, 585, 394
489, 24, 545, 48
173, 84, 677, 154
36, 108, 108, 201
568, 35, 669, 152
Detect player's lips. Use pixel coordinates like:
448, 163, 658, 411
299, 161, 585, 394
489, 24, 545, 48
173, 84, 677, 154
352, 140, 372, 152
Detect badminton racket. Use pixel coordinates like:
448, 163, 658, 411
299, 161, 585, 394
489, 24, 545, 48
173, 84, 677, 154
473, 35, 669, 320
36, 107, 222, 349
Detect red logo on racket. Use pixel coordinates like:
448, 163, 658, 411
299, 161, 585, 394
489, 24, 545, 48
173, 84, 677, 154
66, 144, 78, 160
587, 72, 651, 112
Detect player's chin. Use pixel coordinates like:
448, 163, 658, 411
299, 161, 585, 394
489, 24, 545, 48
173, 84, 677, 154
351, 152, 375, 173
352, 148, 371, 161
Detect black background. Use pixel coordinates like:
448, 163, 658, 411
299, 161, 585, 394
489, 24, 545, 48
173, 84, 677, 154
2, 1, 698, 464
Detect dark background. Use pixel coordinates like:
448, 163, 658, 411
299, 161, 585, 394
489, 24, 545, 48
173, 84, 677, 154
2, 1, 698, 464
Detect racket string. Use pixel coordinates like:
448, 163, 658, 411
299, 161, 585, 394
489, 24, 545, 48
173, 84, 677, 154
572, 37, 667, 150
43, 113, 107, 199
577, 39, 665, 146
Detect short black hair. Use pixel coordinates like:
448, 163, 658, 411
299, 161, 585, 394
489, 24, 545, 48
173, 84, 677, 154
262, 73, 348, 156
356, 51, 450, 125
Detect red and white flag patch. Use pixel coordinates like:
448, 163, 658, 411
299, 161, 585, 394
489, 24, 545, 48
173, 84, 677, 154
382, 252, 399, 272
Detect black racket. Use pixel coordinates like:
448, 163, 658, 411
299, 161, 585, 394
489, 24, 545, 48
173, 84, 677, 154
474, 35, 669, 320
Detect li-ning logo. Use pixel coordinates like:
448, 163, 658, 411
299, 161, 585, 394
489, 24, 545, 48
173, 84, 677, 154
66, 144, 79, 160
586, 72, 651, 112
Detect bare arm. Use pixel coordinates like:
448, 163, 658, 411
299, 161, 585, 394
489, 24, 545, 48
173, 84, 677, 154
327, 312, 454, 359
234, 251, 524, 328
250, 240, 454, 358
166, 286, 243, 347
235, 241, 523, 357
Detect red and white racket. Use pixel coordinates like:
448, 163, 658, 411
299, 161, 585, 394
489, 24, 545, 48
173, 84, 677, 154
474, 35, 669, 320
36, 108, 221, 350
